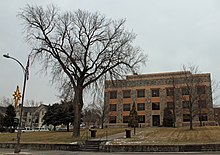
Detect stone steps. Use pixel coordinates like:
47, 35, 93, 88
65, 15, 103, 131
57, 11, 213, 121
80, 140, 103, 151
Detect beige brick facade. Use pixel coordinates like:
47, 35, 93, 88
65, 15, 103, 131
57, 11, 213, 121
105, 71, 215, 127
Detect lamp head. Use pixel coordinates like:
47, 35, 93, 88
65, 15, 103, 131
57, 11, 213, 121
3, 54, 10, 58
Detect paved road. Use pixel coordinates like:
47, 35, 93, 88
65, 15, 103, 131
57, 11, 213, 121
1, 149, 220, 155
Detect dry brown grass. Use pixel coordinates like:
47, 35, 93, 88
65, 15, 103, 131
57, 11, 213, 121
0, 128, 125, 144
111, 126, 220, 145
1, 126, 220, 145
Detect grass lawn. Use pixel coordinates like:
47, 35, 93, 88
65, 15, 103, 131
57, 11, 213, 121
110, 126, 220, 145
1, 126, 220, 145
0, 128, 125, 144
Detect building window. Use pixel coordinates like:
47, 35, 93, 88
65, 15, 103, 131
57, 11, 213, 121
110, 91, 117, 99
109, 116, 116, 123
199, 114, 208, 121
167, 102, 174, 109
123, 90, 131, 98
123, 116, 129, 123
166, 88, 174, 96
35, 118, 39, 123
198, 100, 207, 108
137, 103, 145, 111
123, 104, 131, 111
182, 101, 189, 109
197, 86, 206, 94
182, 87, 189, 95
152, 102, 160, 110
152, 89, 160, 97
137, 89, 145, 98
110, 104, 117, 111
183, 114, 190, 122
138, 115, 145, 123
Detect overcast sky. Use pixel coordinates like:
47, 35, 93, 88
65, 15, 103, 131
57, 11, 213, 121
0, 0, 219, 105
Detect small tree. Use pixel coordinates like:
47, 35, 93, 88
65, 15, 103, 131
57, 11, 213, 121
60, 100, 74, 131
84, 91, 109, 129
182, 65, 200, 130
43, 104, 56, 130
99, 99, 109, 129
128, 101, 138, 134
3, 105, 17, 132
83, 105, 100, 127
43, 102, 75, 131
163, 107, 174, 127
170, 77, 176, 128
0, 113, 4, 131
182, 64, 213, 130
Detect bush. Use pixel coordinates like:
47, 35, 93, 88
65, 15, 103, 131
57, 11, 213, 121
163, 107, 174, 127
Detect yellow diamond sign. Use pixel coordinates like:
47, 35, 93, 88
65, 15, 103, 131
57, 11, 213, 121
13, 85, 21, 108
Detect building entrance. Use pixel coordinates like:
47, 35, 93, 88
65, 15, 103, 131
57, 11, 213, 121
152, 115, 160, 126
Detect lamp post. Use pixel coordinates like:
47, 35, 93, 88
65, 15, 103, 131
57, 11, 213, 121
3, 54, 29, 153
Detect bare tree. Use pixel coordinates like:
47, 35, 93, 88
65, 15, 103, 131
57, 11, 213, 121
182, 65, 213, 130
83, 104, 100, 128
167, 76, 176, 128
1, 97, 13, 107
91, 85, 109, 129
182, 65, 200, 130
212, 80, 220, 106
98, 98, 109, 129
25, 99, 40, 107
19, 5, 147, 137
83, 96, 108, 129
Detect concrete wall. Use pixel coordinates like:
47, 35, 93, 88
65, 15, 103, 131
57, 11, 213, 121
0, 143, 79, 151
100, 144, 220, 152
1, 142, 220, 152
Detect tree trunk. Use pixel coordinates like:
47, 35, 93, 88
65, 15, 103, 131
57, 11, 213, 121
66, 123, 69, 132
189, 95, 193, 130
101, 120, 104, 129
199, 119, 202, 126
189, 107, 193, 130
72, 87, 83, 137
199, 103, 202, 126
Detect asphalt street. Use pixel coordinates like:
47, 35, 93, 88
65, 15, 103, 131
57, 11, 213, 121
1, 149, 220, 155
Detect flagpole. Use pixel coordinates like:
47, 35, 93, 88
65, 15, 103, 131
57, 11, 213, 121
3, 54, 30, 153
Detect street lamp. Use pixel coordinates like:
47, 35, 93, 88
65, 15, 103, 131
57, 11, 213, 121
3, 54, 29, 153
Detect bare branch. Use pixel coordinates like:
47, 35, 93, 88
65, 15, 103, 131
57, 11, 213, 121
19, 5, 147, 136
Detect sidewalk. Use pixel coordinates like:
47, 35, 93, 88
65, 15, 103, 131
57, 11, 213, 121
93, 127, 143, 141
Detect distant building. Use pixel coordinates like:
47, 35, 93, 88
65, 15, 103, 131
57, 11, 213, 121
22, 104, 48, 129
105, 71, 215, 127
0, 104, 48, 130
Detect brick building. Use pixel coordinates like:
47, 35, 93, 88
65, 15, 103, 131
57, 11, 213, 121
214, 107, 220, 125
104, 71, 215, 127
